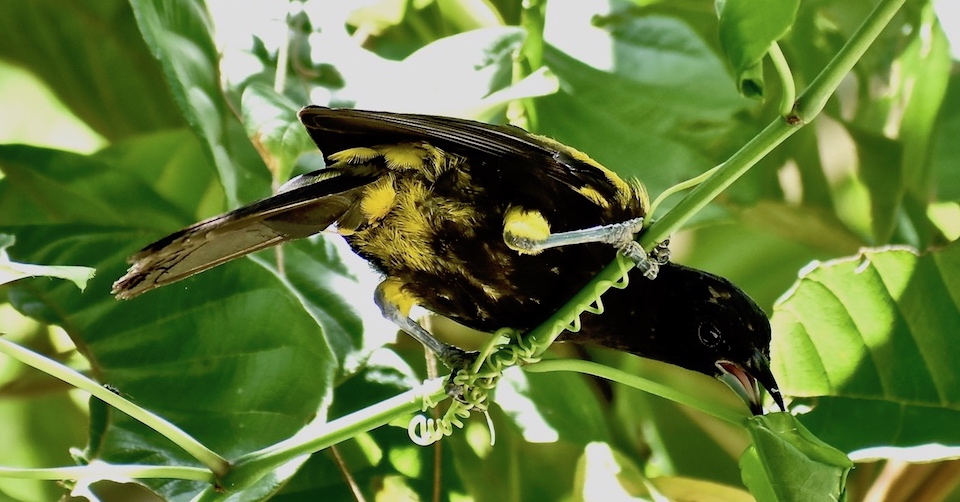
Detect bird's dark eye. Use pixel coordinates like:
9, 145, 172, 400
698, 322, 722, 348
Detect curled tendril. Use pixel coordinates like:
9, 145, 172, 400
408, 401, 472, 446
407, 253, 638, 446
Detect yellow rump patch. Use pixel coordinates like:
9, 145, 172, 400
328, 147, 379, 164
380, 143, 429, 171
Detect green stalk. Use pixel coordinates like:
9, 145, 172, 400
0, 465, 213, 483
508, 0, 547, 130
794, 0, 905, 123
207, 377, 448, 496
768, 42, 796, 117
525, 359, 746, 425
0, 338, 230, 477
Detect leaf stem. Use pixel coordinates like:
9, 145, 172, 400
524, 359, 746, 425
792, 0, 906, 123
273, 5, 291, 96
767, 42, 796, 117
0, 337, 229, 477
0, 464, 213, 483
213, 378, 447, 494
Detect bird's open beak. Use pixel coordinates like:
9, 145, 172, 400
716, 349, 785, 415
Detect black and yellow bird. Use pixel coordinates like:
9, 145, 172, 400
113, 106, 784, 414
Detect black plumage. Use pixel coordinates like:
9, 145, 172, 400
114, 106, 784, 414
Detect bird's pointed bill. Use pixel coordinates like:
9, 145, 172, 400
716, 350, 785, 415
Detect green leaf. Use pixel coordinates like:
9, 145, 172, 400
92, 129, 223, 222
0, 144, 187, 230
0, 0, 184, 141
355, 26, 527, 115
538, 4, 751, 202
499, 365, 611, 445
740, 413, 851, 502
0, 235, 95, 291
716, 0, 800, 97
240, 83, 317, 183
0, 142, 366, 499
129, 0, 270, 206
895, 4, 951, 200
771, 241, 960, 458
572, 442, 649, 500
847, 127, 903, 244
931, 76, 960, 202
6, 225, 337, 499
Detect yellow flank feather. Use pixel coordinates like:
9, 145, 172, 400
352, 179, 436, 272
377, 278, 418, 316
395, 181, 431, 237
360, 175, 397, 222
503, 207, 551, 255
328, 147, 379, 164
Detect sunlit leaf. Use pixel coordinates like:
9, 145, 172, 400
740, 413, 851, 502
772, 242, 960, 458
0, 235, 95, 291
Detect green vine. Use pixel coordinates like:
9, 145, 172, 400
0, 337, 229, 477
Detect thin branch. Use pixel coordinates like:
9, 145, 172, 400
0, 338, 229, 477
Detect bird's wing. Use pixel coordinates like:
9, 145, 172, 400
297, 106, 639, 210
112, 170, 378, 299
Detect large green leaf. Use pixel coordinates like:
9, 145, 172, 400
0, 142, 369, 500
92, 129, 223, 222
772, 241, 960, 457
0, 0, 184, 141
129, 0, 270, 206
537, 1, 752, 205
0, 144, 186, 230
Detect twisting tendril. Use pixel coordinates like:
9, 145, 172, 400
408, 253, 638, 446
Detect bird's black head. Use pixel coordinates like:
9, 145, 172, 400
577, 262, 785, 414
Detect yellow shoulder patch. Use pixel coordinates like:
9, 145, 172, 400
503, 206, 551, 255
